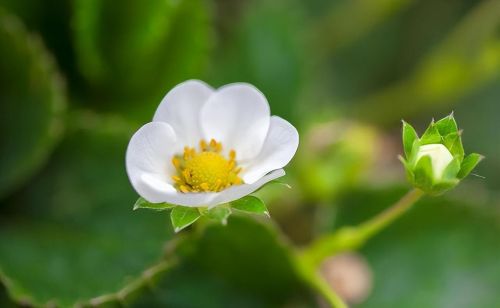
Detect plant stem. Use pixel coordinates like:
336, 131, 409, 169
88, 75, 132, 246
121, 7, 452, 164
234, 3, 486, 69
293, 255, 348, 308
354, 188, 424, 242
80, 259, 177, 306
301, 188, 425, 268
309, 273, 348, 308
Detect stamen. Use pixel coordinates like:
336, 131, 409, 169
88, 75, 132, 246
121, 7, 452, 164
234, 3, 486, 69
200, 139, 208, 151
171, 139, 243, 193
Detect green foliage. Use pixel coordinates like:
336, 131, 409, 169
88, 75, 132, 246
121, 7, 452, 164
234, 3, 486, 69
355, 0, 500, 122
0, 9, 66, 199
0, 0, 498, 306
0, 0, 75, 80
208, 0, 304, 120
133, 216, 314, 307
73, 0, 212, 117
0, 282, 14, 308
335, 188, 500, 307
0, 127, 171, 307
312, 0, 413, 52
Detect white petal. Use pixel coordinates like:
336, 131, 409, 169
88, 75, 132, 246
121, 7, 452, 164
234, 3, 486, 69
131, 167, 284, 207
416, 144, 453, 179
153, 80, 214, 147
200, 83, 270, 160
241, 116, 299, 184
126, 122, 179, 202
208, 169, 285, 208
137, 173, 216, 206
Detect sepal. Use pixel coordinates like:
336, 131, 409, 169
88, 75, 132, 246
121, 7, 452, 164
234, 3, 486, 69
171, 207, 201, 233
133, 197, 176, 211
402, 121, 418, 158
230, 196, 270, 217
457, 153, 484, 179
133, 195, 271, 232
199, 206, 232, 226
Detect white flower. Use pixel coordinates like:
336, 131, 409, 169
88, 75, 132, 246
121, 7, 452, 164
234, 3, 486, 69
415, 144, 453, 179
126, 80, 299, 207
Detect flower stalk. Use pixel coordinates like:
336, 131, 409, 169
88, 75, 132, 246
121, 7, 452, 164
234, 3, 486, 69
304, 271, 348, 308
292, 253, 348, 308
299, 189, 424, 269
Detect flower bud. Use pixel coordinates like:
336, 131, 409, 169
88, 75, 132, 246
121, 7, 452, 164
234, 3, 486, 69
399, 114, 483, 195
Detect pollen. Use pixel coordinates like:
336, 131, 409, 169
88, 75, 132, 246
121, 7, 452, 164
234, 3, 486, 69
171, 139, 243, 193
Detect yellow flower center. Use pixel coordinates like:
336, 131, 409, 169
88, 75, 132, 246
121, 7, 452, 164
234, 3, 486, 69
171, 139, 243, 193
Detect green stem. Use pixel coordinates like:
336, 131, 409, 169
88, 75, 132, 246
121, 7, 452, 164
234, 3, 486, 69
354, 188, 424, 241
80, 259, 177, 306
293, 255, 348, 308
302, 188, 424, 268
307, 273, 348, 308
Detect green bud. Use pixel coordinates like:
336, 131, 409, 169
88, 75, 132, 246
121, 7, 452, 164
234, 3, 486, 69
399, 113, 483, 195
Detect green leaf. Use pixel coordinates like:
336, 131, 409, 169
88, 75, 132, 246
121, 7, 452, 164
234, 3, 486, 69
133, 216, 315, 307
204, 206, 232, 225
402, 121, 419, 158
0, 9, 66, 200
420, 121, 442, 145
0, 125, 171, 307
335, 188, 500, 307
133, 197, 176, 211
0, 280, 14, 308
207, 0, 304, 121
413, 155, 434, 191
355, 0, 500, 124
171, 207, 201, 233
457, 153, 484, 179
73, 0, 212, 119
434, 113, 458, 136
231, 196, 270, 217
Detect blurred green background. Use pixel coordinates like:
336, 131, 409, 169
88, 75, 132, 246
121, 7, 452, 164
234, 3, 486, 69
0, 0, 499, 307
